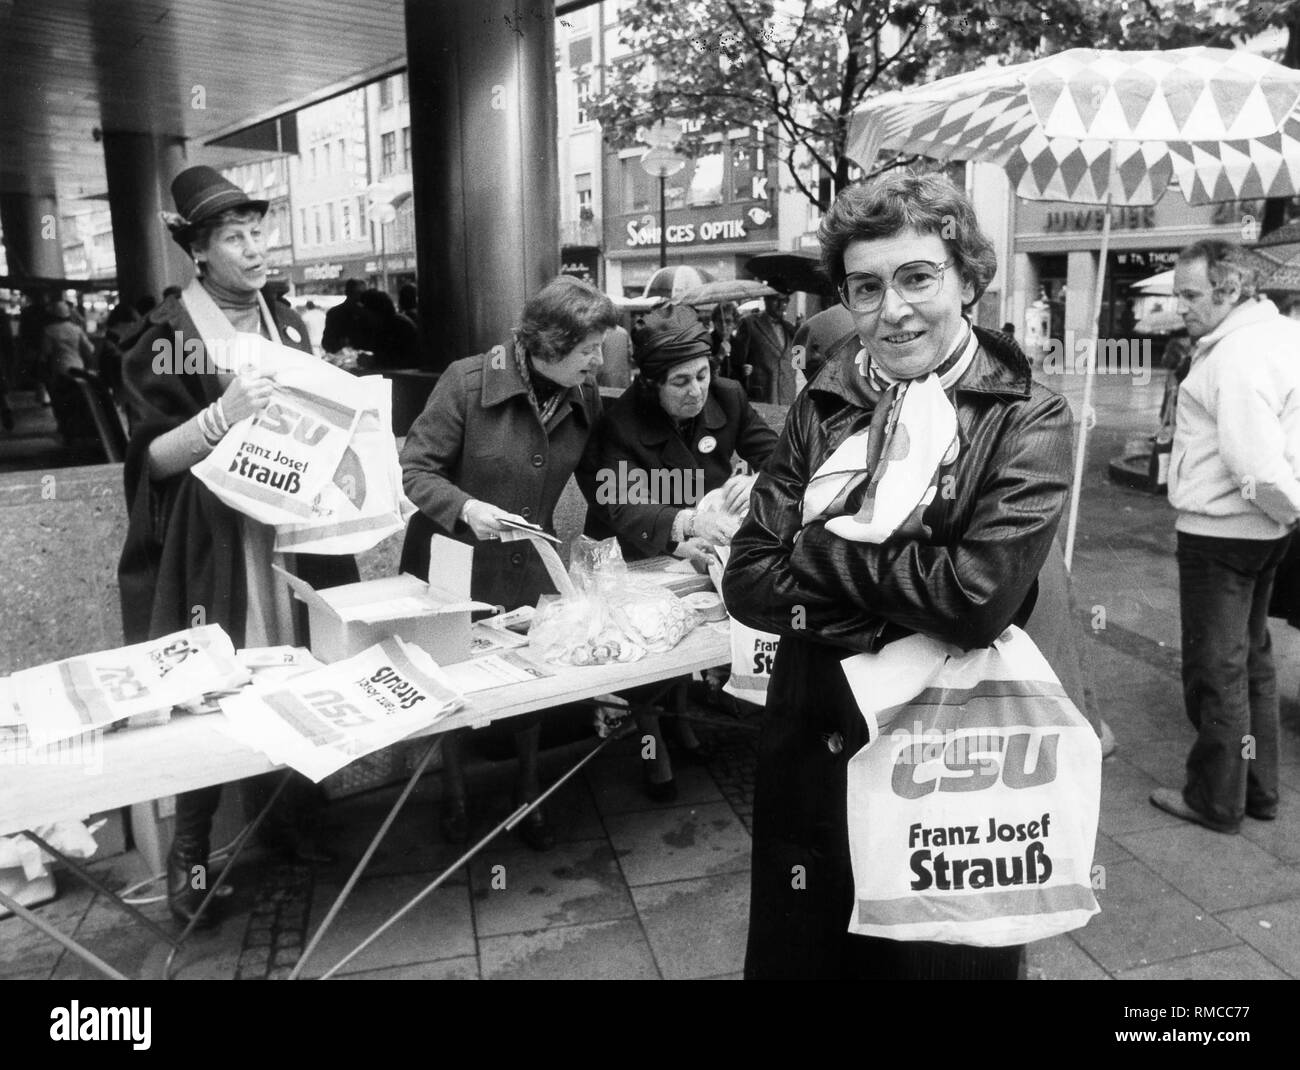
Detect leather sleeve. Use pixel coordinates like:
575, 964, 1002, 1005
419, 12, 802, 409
724, 388, 1073, 652
399, 365, 472, 536
723, 393, 886, 651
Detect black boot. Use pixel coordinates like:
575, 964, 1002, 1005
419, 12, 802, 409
168, 787, 227, 929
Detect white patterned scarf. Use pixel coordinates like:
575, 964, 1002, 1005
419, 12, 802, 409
802, 322, 977, 543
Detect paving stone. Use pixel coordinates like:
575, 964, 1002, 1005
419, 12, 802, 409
1024, 933, 1110, 980
1093, 832, 1133, 868
1115, 825, 1300, 913
1098, 757, 1193, 837
1237, 786, 1300, 863
1070, 860, 1239, 973
295, 876, 474, 978
584, 749, 722, 816
630, 870, 749, 979
1116, 737, 1194, 787
1115, 945, 1289, 981
317, 790, 471, 882
1279, 764, 1300, 793
604, 801, 751, 887
1216, 896, 1300, 976
339, 956, 480, 980
479, 917, 659, 980
468, 840, 634, 938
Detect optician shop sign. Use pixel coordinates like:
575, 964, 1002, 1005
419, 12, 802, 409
622, 205, 773, 249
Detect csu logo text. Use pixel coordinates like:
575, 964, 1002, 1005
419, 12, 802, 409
890, 730, 1059, 799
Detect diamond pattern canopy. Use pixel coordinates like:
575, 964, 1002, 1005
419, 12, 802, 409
846, 47, 1300, 206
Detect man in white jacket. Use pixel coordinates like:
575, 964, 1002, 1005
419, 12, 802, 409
1152, 239, 1300, 833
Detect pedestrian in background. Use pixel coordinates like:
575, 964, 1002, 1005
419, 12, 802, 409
42, 300, 93, 443
733, 291, 796, 403
1152, 239, 1300, 833
358, 288, 419, 368
321, 277, 378, 356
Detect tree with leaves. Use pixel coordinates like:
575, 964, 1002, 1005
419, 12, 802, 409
590, 0, 1276, 211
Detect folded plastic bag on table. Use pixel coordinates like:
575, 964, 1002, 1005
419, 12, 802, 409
527, 537, 697, 667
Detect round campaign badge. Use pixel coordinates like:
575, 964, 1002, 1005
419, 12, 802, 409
284, 326, 303, 344
698, 435, 718, 455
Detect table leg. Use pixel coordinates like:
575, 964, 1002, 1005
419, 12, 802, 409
288, 734, 443, 980
0, 886, 128, 980
312, 725, 629, 981
20, 830, 181, 950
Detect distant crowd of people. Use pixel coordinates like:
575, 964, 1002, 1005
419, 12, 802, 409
0, 273, 424, 448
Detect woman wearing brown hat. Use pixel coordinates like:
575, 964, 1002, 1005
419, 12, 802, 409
117, 165, 358, 928
400, 275, 619, 850
580, 303, 778, 798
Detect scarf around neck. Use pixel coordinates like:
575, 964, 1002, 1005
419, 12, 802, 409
513, 339, 566, 427
802, 321, 977, 543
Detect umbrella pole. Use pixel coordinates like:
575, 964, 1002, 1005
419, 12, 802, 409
1063, 194, 1112, 572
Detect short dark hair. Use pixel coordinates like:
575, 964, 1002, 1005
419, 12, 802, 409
344, 278, 366, 297
1177, 239, 1259, 302
818, 171, 997, 312
190, 207, 265, 255
516, 276, 619, 364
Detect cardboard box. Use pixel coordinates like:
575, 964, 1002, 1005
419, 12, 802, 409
275, 536, 492, 666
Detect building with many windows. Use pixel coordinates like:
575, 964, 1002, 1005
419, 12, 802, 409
556, 2, 821, 299
285, 88, 372, 294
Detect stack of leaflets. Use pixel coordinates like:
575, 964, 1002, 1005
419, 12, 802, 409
216, 637, 466, 782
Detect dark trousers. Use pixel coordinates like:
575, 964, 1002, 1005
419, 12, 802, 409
1177, 531, 1289, 827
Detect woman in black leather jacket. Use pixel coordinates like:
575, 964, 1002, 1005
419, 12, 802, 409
722, 172, 1073, 979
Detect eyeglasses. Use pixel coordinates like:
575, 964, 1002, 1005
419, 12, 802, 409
838, 260, 954, 313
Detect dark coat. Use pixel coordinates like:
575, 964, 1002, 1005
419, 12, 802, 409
733, 310, 796, 404
321, 296, 379, 355
399, 346, 601, 611
721, 326, 1073, 979
580, 376, 777, 559
117, 293, 357, 647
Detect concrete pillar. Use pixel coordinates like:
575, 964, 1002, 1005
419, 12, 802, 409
405, 0, 560, 370
0, 193, 64, 279
101, 132, 193, 307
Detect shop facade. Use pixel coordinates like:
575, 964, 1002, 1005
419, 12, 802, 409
1004, 192, 1266, 347
601, 125, 785, 297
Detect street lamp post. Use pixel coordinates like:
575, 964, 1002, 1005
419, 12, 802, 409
641, 149, 686, 270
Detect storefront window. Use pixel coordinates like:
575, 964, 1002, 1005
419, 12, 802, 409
621, 156, 656, 214
688, 147, 724, 206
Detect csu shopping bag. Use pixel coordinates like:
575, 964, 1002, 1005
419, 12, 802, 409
707, 547, 779, 706
194, 354, 362, 526
841, 626, 1100, 947
273, 375, 416, 555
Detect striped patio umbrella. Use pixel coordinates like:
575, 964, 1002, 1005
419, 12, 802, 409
846, 46, 1300, 568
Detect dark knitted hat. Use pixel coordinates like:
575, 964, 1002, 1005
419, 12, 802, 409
163, 165, 268, 250
631, 303, 712, 379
